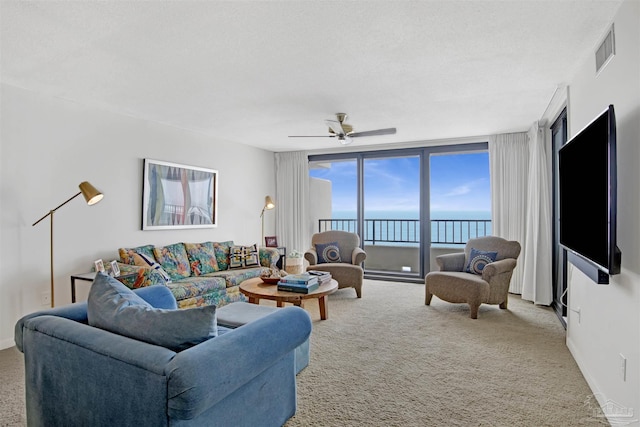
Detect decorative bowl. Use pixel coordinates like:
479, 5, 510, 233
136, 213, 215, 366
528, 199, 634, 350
261, 277, 281, 285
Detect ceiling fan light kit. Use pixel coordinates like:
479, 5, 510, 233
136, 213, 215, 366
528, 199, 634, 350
338, 135, 353, 145
289, 113, 396, 145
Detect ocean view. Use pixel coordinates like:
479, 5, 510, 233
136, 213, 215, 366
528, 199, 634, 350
332, 210, 491, 221
326, 210, 492, 246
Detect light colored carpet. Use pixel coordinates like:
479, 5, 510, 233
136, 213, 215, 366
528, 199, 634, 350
284, 280, 608, 427
0, 345, 25, 427
1, 280, 608, 426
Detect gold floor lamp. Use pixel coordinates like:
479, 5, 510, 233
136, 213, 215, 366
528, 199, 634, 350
32, 181, 104, 307
260, 195, 275, 246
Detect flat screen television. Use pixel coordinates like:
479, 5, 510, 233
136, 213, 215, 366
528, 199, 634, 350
559, 104, 621, 276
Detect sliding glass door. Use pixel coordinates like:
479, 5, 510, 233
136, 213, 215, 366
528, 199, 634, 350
363, 155, 421, 277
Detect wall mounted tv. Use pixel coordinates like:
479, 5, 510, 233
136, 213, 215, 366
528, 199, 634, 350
559, 104, 621, 283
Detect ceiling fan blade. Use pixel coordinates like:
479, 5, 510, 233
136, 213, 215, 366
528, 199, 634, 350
350, 128, 397, 138
325, 119, 345, 136
288, 135, 336, 138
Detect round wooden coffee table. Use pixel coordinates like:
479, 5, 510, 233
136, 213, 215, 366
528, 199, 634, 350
240, 277, 338, 320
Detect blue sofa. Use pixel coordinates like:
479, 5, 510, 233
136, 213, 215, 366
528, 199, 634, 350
15, 285, 312, 427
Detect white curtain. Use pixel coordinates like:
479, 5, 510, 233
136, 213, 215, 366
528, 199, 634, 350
521, 122, 553, 305
489, 132, 528, 294
489, 127, 553, 304
275, 151, 311, 256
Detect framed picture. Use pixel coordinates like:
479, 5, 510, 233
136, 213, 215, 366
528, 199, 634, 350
94, 259, 105, 273
110, 260, 120, 277
265, 236, 278, 247
142, 159, 218, 230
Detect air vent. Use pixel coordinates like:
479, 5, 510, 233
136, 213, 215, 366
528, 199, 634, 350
595, 25, 615, 74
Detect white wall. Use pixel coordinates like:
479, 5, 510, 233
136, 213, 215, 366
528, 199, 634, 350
565, 0, 640, 420
0, 84, 276, 349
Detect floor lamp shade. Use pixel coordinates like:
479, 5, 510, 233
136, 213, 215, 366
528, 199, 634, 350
79, 181, 104, 205
32, 181, 104, 307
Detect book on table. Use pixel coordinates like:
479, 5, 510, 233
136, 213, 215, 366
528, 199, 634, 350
277, 281, 320, 294
279, 273, 318, 286
307, 270, 332, 284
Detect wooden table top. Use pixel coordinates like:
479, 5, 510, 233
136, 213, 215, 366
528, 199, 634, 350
240, 276, 338, 303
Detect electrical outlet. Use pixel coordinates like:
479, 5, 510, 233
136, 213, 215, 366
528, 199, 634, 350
41, 292, 51, 306
570, 306, 581, 324
620, 354, 627, 381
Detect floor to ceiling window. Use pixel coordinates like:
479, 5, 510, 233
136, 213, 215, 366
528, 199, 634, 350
309, 143, 489, 282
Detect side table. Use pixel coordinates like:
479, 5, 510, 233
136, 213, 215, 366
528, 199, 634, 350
70, 272, 136, 303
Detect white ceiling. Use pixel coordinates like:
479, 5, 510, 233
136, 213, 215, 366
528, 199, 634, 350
1, 1, 623, 153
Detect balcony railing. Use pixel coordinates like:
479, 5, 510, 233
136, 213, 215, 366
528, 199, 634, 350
318, 218, 491, 245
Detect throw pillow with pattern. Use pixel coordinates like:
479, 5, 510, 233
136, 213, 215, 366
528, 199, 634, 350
465, 248, 498, 275
118, 244, 155, 265
315, 241, 342, 264
229, 244, 260, 269
184, 242, 220, 276
153, 243, 192, 281
212, 241, 234, 271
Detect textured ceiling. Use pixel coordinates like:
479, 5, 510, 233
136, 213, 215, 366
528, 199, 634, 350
0, 1, 623, 152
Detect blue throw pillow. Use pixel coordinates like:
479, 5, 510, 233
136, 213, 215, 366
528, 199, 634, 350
87, 273, 217, 352
315, 241, 342, 264
465, 248, 498, 275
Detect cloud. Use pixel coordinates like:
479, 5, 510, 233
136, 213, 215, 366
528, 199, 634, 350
445, 185, 472, 196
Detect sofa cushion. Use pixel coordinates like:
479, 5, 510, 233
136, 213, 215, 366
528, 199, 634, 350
153, 243, 192, 281
213, 241, 234, 270
208, 267, 266, 288
118, 244, 156, 265
465, 248, 498, 275
315, 241, 342, 264
229, 244, 260, 269
87, 273, 217, 352
167, 276, 227, 302
184, 242, 220, 275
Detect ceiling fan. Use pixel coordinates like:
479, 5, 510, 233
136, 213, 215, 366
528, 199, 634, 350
288, 113, 396, 145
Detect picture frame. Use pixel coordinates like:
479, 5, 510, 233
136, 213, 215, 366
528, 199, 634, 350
110, 260, 120, 277
94, 259, 105, 273
142, 159, 218, 230
265, 236, 278, 247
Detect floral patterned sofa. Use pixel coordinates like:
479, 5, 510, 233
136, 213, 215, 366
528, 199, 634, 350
114, 241, 278, 309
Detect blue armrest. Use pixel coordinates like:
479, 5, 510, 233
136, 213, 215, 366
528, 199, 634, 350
165, 306, 312, 419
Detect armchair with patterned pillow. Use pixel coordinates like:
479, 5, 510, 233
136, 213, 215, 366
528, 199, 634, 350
304, 230, 367, 298
425, 236, 521, 319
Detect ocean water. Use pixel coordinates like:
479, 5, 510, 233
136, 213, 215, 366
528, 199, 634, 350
326, 210, 492, 246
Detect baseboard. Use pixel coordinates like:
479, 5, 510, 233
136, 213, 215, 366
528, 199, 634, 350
566, 338, 633, 426
0, 337, 16, 351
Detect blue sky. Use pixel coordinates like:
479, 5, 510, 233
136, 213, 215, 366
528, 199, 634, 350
309, 152, 490, 213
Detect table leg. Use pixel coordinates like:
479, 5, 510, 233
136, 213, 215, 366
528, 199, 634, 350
319, 295, 328, 320
277, 301, 284, 308
248, 297, 259, 304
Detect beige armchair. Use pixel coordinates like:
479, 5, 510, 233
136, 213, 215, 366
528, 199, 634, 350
425, 236, 521, 319
304, 230, 367, 298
